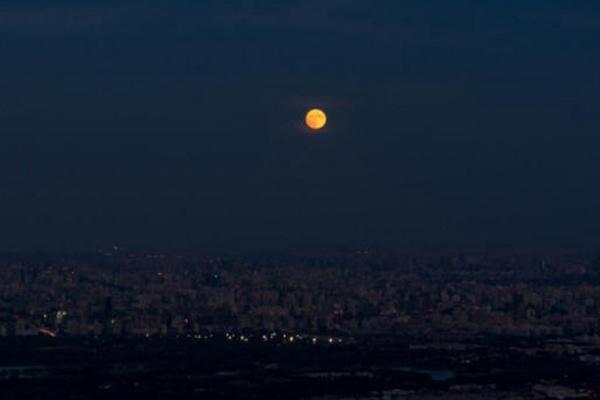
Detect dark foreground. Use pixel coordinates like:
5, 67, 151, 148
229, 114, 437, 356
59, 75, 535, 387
1, 335, 599, 399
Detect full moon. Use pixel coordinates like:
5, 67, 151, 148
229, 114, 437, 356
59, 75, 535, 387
305, 109, 327, 130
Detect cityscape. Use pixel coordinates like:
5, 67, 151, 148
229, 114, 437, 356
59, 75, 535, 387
3, 251, 600, 340
2, 251, 600, 398
3, 0, 600, 399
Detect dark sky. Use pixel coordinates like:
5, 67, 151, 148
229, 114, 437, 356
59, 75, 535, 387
1, 1, 600, 253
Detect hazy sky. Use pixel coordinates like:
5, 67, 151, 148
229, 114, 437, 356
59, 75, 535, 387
1, 1, 600, 253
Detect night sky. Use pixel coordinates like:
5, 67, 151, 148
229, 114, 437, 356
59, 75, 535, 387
1, 1, 600, 253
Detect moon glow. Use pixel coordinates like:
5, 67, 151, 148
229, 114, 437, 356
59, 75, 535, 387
305, 109, 327, 130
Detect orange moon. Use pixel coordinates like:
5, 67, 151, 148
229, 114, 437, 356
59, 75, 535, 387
305, 109, 327, 130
